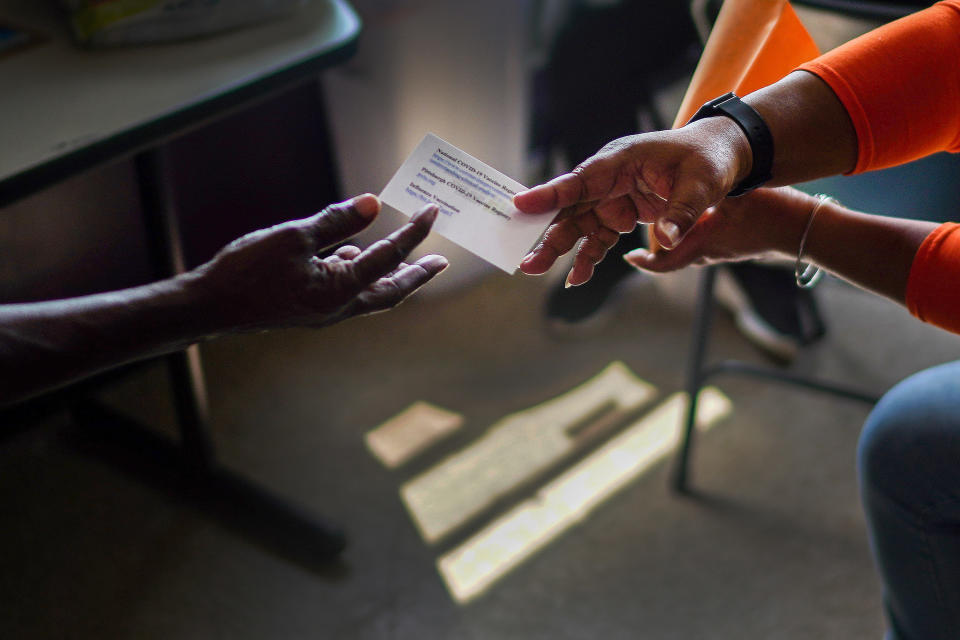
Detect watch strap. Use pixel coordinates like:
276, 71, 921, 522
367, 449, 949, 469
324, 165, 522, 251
688, 92, 774, 197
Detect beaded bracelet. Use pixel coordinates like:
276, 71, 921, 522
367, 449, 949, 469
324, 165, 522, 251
794, 194, 836, 289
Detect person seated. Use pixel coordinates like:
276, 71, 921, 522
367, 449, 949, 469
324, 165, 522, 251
515, 1, 960, 637
0, 195, 447, 407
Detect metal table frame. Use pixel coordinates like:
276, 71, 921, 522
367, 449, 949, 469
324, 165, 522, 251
1, 0, 362, 566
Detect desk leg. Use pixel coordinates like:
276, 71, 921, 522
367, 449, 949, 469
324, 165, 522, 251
102, 147, 348, 565
135, 148, 216, 473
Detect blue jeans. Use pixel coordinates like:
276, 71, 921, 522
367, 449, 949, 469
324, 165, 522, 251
859, 360, 960, 640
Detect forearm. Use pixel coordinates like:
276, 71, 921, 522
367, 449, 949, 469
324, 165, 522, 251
0, 196, 447, 406
730, 1, 960, 187
744, 70, 858, 185
798, 0, 960, 173
0, 272, 218, 406
769, 199, 936, 304
688, 70, 860, 191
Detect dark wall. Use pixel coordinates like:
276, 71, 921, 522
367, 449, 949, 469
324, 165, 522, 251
0, 79, 341, 302
167, 80, 341, 269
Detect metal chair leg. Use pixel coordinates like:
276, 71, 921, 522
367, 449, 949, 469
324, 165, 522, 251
672, 266, 717, 493
670, 265, 881, 495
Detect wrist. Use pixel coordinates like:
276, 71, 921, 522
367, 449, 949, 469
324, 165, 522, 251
169, 269, 231, 340
732, 188, 819, 259
770, 190, 823, 259
687, 116, 753, 193
686, 92, 772, 195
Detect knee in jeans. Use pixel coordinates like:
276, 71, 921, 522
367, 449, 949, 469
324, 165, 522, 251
858, 383, 937, 502
858, 365, 960, 505
859, 403, 918, 500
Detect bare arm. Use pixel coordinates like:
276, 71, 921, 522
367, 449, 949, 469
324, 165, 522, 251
514, 70, 857, 285
746, 71, 857, 185
515, 1, 960, 285
0, 195, 447, 407
0, 276, 216, 406
625, 187, 936, 305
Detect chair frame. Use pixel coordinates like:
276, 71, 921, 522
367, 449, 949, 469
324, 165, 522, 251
671, 266, 881, 492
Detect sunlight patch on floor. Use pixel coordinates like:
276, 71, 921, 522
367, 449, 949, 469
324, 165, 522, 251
366, 401, 465, 469
364, 361, 733, 605
400, 362, 656, 544
437, 387, 732, 604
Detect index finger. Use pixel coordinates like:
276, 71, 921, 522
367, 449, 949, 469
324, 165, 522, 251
302, 194, 381, 254
513, 153, 624, 213
351, 204, 439, 284
519, 208, 604, 275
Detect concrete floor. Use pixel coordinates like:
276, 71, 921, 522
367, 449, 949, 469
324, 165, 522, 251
4, 2, 960, 639
4, 268, 960, 639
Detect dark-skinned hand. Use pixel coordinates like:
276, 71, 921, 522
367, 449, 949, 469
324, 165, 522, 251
513, 119, 750, 286
192, 194, 448, 332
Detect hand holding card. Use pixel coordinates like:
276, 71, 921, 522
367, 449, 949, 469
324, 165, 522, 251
380, 133, 556, 274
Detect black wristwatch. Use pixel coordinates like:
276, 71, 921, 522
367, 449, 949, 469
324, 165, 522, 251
687, 92, 774, 197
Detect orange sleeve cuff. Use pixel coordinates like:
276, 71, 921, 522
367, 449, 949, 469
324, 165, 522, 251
797, 0, 960, 174
907, 223, 960, 334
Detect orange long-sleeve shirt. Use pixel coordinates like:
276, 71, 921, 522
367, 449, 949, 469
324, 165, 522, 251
797, 0, 960, 334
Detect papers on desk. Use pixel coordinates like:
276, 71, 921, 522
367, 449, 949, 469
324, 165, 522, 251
0, 24, 41, 59
380, 133, 556, 274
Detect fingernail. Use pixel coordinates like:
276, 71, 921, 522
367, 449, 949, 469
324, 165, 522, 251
521, 251, 535, 265
414, 203, 439, 222
353, 194, 380, 218
564, 271, 574, 288
424, 254, 448, 271
657, 219, 681, 247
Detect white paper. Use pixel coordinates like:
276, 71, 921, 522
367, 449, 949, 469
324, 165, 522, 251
380, 133, 556, 273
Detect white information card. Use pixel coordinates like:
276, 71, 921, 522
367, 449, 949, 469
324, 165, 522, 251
380, 133, 556, 273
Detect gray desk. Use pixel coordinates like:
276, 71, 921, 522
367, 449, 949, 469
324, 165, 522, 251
0, 0, 360, 205
1, 0, 361, 564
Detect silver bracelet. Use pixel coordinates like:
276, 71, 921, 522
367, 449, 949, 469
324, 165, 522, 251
794, 194, 836, 289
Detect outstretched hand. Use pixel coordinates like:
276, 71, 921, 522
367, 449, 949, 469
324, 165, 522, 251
514, 119, 751, 286
194, 194, 448, 332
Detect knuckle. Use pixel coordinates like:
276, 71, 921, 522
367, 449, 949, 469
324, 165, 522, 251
572, 213, 600, 237
597, 227, 619, 245
316, 202, 357, 240
271, 223, 314, 254
598, 134, 638, 157
669, 200, 700, 224
582, 242, 608, 264
543, 224, 573, 251
568, 167, 590, 202
380, 237, 407, 264
379, 279, 406, 309
339, 263, 367, 290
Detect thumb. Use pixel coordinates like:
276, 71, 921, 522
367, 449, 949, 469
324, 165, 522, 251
304, 194, 380, 254
623, 246, 689, 274
655, 171, 717, 249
